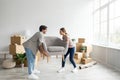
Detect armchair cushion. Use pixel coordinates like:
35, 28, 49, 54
48, 46, 65, 52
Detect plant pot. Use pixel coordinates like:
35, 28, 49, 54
21, 63, 24, 70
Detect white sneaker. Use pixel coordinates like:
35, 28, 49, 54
57, 68, 65, 73
33, 69, 40, 74
71, 68, 78, 73
28, 73, 39, 80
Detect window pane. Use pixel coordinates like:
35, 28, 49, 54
93, 23, 100, 42
109, 1, 115, 19
100, 22, 108, 44
101, 7, 107, 22
110, 0, 116, 2
94, 0, 100, 10
93, 0, 120, 48
114, 0, 120, 17
100, 0, 109, 6
109, 18, 120, 46
94, 11, 100, 24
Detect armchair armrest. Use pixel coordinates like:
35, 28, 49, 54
57, 39, 68, 54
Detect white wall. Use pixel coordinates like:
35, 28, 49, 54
0, 0, 93, 51
92, 45, 120, 71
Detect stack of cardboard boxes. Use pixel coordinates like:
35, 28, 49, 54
74, 38, 93, 64
9, 35, 27, 67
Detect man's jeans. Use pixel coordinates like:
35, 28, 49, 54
25, 48, 35, 74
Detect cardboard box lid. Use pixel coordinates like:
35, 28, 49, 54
78, 38, 85, 43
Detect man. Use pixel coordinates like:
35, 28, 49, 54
23, 25, 49, 79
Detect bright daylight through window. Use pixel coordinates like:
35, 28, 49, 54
93, 0, 120, 48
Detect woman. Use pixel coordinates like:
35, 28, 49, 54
57, 27, 78, 73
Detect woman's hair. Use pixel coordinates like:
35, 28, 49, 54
60, 27, 67, 34
39, 25, 47, 31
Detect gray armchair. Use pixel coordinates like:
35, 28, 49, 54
44, 36, 68, 56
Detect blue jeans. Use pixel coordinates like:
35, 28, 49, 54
62, 47, 76, 68
25, 48, 35, 75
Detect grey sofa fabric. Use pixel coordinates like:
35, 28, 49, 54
48, 46, 65, 52
44, 36, 68, 55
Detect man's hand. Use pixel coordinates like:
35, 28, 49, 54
43, 51, 49, 57
39, 45, 49, 57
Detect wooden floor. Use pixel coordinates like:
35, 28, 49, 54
0, 57, 120, 80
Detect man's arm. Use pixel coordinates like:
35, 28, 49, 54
38, 33, 49, 57
39, 44, 49, 57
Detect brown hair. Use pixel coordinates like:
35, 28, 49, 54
60, 27, 67, 34
39, 25, 47, 32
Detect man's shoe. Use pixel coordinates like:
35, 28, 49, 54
28, 73, 39, 80
33, 69, 40, 74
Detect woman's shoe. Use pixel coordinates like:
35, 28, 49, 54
57, 67, 65, 73
71, 68, 78, 73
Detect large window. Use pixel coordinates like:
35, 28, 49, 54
93, 0, 120, 48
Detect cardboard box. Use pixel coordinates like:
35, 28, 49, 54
74, 52, 83, 59
35, 51, 41, 68
81, 58, 92, 64
11, 35, 25, 45
82, 52, 87, 58
86, 45, 93, 55
9, 44, 25, 55
12, 55, 17, 59
24, 59, 28, 67
82, 45, 93, 58
74, 58, 81, 64
78, 38, 85, 43
76, 43, 82, 52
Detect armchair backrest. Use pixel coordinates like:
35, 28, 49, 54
44, 36, 67, 47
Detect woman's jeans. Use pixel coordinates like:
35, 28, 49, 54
25, 48, 35, 75
62, 47, 76, 68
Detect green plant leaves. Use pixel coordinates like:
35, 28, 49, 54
16, 53, 26, 64
80, 46, 87, 52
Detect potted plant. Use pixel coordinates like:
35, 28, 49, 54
80, 46, 87, 53
16, 53, 26, 68
72, 38, 75, 41
71, 39, 76, 45
80, 46, 89, 58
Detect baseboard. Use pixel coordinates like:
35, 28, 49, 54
92, 57, 120, 72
